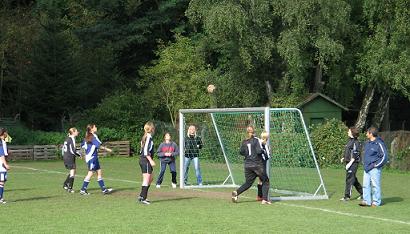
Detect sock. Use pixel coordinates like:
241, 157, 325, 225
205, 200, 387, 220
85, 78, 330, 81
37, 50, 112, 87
98, 178, 106, 191
68, 176, 75, 189
0, 185, 4, 200
140, 186, 148, 200
257, 184, 262, 198
81, 180, 90, 191
171, 172, 177, 184
64, 174, 70, 186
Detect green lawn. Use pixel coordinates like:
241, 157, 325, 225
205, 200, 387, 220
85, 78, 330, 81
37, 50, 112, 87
1, 157, 410, 233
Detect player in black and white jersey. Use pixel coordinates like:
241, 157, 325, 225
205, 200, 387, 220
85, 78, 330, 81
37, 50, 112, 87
62, 128, 81, 193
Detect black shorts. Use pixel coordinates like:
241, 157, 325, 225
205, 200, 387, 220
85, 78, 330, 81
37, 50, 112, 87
139, 158, 153, 174
63, 156, 76, 170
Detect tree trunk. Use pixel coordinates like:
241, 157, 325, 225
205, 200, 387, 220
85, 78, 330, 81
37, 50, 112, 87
313, 63, 323, 93
371, 92, 390, 129
355, 85, 375, 131
265, 80, 272, 106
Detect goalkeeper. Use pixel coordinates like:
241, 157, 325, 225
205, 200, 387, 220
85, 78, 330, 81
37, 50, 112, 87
340, 127, 363, 201
232, 126, 271, 205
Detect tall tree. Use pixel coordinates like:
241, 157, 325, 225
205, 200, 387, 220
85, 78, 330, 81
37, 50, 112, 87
355, 0, 410, 130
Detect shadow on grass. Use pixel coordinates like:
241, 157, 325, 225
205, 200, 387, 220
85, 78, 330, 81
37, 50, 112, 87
383, 197, 403, 204
7, 188, 33, 192
12, 195, 59, 202
152, 197, 197, 203
86, 187, 135, 193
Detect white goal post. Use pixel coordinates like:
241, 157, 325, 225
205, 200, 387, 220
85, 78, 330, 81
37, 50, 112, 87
178, 107, 328, 201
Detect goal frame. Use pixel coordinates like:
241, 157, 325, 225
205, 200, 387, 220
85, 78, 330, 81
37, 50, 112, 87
178, 107, 328, 201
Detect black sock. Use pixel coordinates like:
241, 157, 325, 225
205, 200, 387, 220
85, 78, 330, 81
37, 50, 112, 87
68, 176, 75, 189
257, 184, 263, 197
140, 186, 148, 200
171, 172, 177, 184
63, 174, 70, 186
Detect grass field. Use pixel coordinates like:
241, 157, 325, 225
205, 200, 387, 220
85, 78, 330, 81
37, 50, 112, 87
2, 157, 410, 233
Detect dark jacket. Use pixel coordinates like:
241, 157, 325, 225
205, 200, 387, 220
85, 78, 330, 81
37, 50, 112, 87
343, 138, 361, 163
185, 135, 202, 158
363, 137, 388, 173
240, 136, 263, 167
157, 141, 179, 161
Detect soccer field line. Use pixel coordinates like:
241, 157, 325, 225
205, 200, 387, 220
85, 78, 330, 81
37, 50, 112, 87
12, 165, 410, 226
277, 203, 410, 226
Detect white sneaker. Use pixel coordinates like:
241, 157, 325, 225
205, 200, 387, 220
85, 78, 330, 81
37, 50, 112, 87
232, 191, 238, 203
198, 183, 203, 186
0, 199, 6, 204
171, 183, 177, 189
156, 185, 160, 188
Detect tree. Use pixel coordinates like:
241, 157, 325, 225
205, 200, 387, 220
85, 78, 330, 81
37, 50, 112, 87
140, 35, 213, 127
355, 0, 410, 130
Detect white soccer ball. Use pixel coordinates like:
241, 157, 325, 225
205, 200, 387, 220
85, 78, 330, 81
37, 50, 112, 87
207, 84, 216, 93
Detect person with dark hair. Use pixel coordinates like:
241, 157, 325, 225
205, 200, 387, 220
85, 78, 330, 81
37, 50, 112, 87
79, 124, 113, 195
232, 126, 271, 205
62, 127, 81, 193
359, 126, 388, 207
340, 127, 363, 201
0, 128, 10, 204
138, 121, 156, 204
155, 132, 179, 188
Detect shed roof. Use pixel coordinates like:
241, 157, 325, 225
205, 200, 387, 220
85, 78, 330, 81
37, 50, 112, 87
296, 93, 348, 111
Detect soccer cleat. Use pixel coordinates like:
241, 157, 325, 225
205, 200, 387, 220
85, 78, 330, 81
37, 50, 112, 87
339, 197, 350, 201
231, 191, 238, 203
198, 183, 203, 186
156, 185, 160, 188
67, 189, 75, 193
171, 183, 177, 189
0, 199, 6, 204
63, 185, 69, 190
140, 199, 151, 205
102, 188, 113, 195
137, 196, 143, 202
79, 190, 90, 195
261, 200, 272, 205
256, 196, 263, 201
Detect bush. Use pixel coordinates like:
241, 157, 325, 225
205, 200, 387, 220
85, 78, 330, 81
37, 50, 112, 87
310, 119, 348, 167
6, 125, 65, 145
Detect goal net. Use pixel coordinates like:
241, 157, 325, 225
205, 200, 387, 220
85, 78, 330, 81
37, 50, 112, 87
179, 107, 328, 200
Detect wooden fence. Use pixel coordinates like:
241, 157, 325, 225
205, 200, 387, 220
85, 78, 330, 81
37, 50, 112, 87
7, 141, 130, 161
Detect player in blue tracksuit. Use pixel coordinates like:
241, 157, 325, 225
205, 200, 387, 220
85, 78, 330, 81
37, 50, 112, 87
137, 121, 156, 205
0, 128, 11, 204
79, 124, 112, 195
155, 132, 179, 188
359, 127, 388, 207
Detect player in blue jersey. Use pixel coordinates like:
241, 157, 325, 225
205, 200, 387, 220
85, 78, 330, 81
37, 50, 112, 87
62, 127, 81, 193
137, 121, 156, 205
0, 128, 11, 204
79, 124, 113, 195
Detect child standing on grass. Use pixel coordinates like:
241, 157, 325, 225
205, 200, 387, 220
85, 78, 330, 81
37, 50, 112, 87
256, 131, 270, 201
232, 126, 270, 205
62, 127, 81, 193
138, 122, 156, 204
340, 127, 363, 201
184, 125, 203, 186
0, 128, 10, 204
156, 132, 179, 188
79, 124, 113, 195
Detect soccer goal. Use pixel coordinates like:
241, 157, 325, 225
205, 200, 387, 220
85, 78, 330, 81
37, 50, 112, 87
179, 107, 328, 200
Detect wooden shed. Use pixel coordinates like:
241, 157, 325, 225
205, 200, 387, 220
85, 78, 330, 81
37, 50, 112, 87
297, 93, 348, 126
